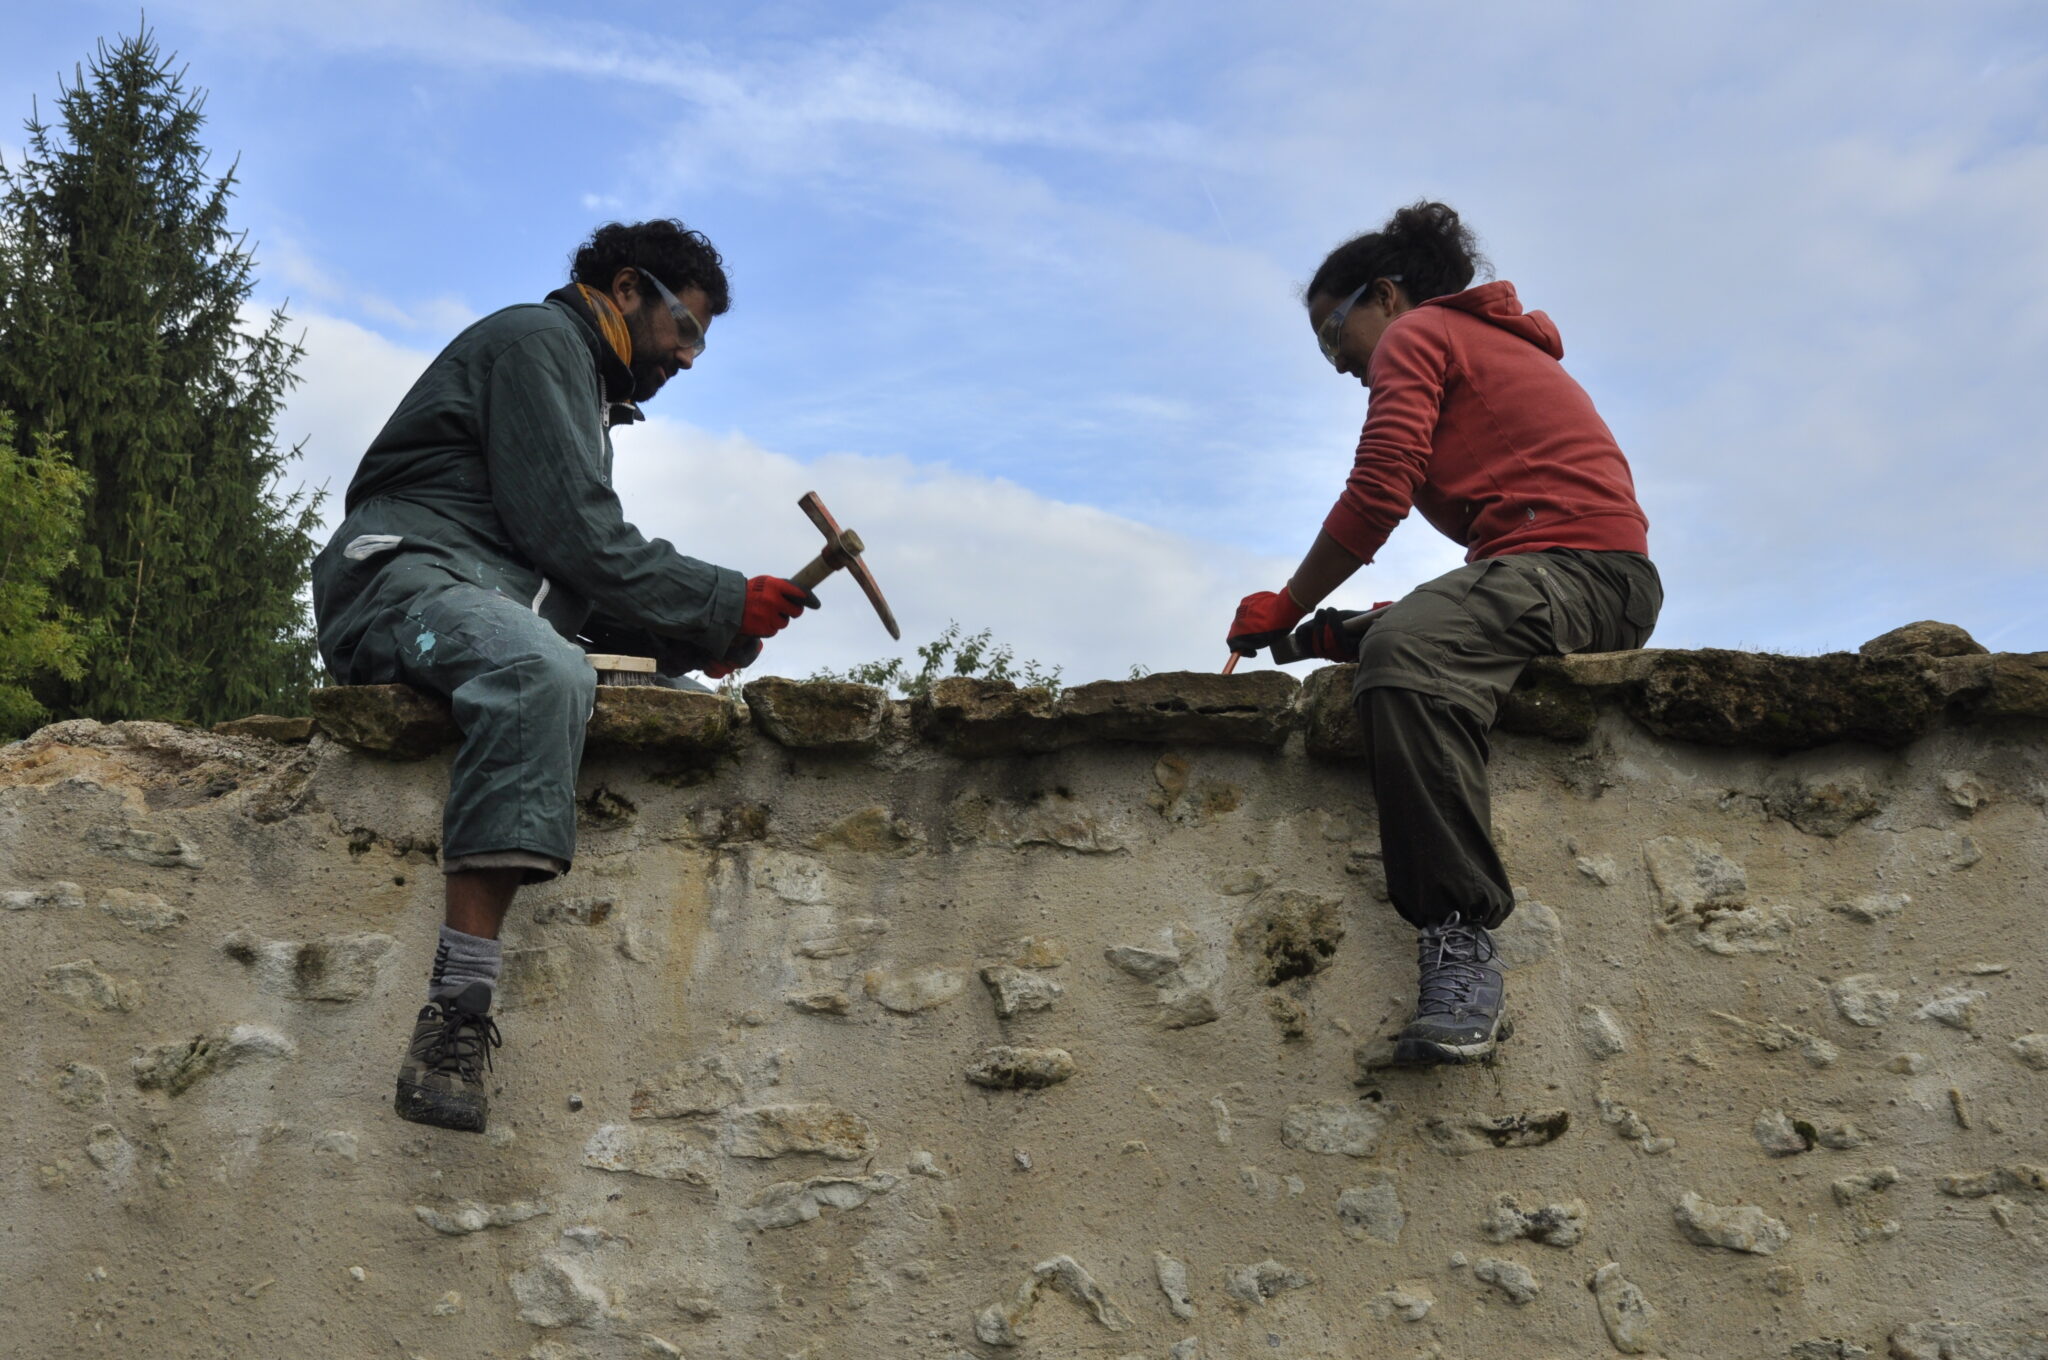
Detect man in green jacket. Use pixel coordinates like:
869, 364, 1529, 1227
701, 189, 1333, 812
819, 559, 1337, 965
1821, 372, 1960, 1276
312, 219, 816, 1133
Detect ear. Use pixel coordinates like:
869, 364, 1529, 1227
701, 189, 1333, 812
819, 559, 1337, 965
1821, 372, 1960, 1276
609, 267, 642, 312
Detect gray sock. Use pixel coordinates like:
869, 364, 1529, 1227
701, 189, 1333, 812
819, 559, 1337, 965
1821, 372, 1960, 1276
428, 925, 502, 1003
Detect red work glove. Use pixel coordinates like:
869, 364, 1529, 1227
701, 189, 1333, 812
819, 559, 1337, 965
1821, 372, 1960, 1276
740, 575, 821, 639
1228, 588, 1308, 656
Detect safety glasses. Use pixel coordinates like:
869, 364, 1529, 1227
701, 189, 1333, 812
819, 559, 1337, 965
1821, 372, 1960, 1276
635, 267, 707, 361
1316, 274, 1402, 368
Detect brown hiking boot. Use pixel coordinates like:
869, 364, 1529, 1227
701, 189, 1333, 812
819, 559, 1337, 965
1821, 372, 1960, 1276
394, 982, 501, 1133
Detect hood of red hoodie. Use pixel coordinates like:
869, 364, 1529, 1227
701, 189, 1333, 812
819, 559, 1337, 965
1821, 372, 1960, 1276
1419, 280, 1562, 359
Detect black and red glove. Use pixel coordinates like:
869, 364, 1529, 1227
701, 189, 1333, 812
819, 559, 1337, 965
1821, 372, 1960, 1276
741, 575, 821, 639
1228, 588, 1308, 656
1289, 602, 1393, 661
702, 634, 764, 681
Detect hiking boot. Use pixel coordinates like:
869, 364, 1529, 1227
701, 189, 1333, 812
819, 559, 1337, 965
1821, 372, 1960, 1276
1393, 915, 1509, 1066
394, 982, 502, 1132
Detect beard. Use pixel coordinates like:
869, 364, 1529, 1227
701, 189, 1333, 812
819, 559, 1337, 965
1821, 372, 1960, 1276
629, 355, 668, 403
624, 306, 669, 402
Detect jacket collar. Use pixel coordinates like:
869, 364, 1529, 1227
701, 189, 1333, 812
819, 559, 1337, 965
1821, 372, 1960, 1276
545, 284, 645, 425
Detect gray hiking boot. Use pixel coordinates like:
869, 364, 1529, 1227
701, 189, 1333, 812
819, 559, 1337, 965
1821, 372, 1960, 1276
1393, 915, 1509, 1066
394, 982, 502, 1132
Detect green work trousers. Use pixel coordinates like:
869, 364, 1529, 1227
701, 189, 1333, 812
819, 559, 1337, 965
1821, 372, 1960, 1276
327, 570, 596, 880
1352, 549, 1662, 930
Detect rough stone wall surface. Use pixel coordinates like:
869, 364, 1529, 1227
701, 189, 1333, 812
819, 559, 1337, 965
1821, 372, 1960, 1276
5, 639, 2048, 1360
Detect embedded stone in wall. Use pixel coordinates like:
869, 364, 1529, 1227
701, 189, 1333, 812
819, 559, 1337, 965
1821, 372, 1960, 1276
1597, 1093, 1675, 1155
2011, 1035, 2048, 1070
1764, 776, 1885, 837
1588, 1262, 1658, 1355
865, 965, 967, 1013
1712, 1011, 1839, 1066
52, 1062, 108, 1109
99, 889, 186, 932
530, 895, 613, 927
1423, 1109, 1570, 1155
1236, 889, 1345, 985
1281, 1101, 1386, 1158
1223, 1259, 1311, 1307
981, 964, 1064, 1018
580, 1124, 715, 1184
1698, 903, 1796, 955
975, 1255, 1132, 1346
1494, 898, 1563, 969
1578, 1005, 1629, 1058
1369, 1285, 1434, 1322
1830, 975, 1900, 1028
743, 677, 891, 753
131, 1024, 296, 1095
1643, 836, 1747, 926
741, 1171, 899, 1231
721, 1103, 877, 1161
1754, 1110, 1817, 1157
966, 1046, 1076, 1090
221, 930, 395, 1003
1832, 892, 1910, 923
1153, 1252, 1196, 1319
794, 916, 890, 958
1336, 1174, 1404, 1244
2, 881, 85, 911
630, 1054, 743, 1119
90, 825, 204, 869
1472, 1257, 1540, 1305
1105, 925, 1223, 1028
1674, 1191, 1790, 1254
812, 807, 924, 854
43, 959, 141, 1013
510, 1254, 611, 1329
1482, 1194, 1586, 1248
414, 1200, 549, 1235
1916, 988, 1985, 1032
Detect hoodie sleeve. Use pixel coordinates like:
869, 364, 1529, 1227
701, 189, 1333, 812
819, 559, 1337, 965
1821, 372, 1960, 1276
1321, 311, 1451, 564
479, 326, 747, 649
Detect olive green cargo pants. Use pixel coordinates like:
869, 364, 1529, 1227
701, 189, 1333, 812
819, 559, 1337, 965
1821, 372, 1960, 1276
1352, 549, 1662, 929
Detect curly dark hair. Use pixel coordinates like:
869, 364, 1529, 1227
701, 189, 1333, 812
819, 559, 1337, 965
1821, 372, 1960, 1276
1305, 201, 1489, 307
571, 219, 731, 316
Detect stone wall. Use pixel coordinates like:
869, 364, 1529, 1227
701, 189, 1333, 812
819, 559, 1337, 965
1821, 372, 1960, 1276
3, 624, 2045, 1360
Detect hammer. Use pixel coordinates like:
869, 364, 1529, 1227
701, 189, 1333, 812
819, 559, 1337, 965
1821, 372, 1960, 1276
789, 491, 901, 641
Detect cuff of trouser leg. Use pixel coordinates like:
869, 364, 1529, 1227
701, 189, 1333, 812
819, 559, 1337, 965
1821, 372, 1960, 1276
444, 849, 569, 884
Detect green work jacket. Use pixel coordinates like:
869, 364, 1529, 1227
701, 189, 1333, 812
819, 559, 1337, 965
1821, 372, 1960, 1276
311, 288, 744, 678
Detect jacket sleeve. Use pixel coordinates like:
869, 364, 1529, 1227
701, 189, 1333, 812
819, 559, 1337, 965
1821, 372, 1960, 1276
479, 326, 746, 650
1321, 312, 1450, 564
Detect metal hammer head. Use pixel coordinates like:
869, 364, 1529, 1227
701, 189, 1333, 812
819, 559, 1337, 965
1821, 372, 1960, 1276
790, 492, 900, 640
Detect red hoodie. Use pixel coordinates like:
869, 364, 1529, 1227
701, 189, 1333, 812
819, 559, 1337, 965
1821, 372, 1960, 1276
1321, 281, 1649, 566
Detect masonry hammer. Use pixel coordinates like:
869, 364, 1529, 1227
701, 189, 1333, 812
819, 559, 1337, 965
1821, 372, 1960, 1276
788, 491, 901, 641
1222, 603, 1390, 673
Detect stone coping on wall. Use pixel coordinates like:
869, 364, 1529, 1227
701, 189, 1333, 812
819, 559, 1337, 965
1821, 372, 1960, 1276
283, 621, 2048, 762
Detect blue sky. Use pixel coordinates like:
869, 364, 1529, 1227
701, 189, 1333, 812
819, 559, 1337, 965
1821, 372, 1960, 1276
5, 2, 2046, 681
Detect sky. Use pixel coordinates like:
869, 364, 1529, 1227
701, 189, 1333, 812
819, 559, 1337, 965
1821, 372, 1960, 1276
4, 2, 2046, 683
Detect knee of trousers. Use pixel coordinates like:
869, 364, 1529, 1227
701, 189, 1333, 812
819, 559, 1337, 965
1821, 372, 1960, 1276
452, 642, 597, 732
1354, 619, 1441, 689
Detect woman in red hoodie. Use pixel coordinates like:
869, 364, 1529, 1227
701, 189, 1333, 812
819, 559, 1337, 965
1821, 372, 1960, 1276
1228, 201, 1661, 1066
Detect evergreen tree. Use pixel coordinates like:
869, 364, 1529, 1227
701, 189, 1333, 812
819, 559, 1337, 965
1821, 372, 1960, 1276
0, 410, 93, 738
0, 28, 323, 725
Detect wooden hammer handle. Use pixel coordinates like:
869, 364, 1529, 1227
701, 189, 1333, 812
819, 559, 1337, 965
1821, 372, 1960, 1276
790, 529, 864, 592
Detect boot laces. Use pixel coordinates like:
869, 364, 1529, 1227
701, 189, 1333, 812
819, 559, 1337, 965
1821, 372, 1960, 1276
1415, 915, 1497, 1016
415, 1002, 502, 1082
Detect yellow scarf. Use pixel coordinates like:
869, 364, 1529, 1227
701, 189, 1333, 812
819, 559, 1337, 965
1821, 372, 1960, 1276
575, 283, 633, 367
